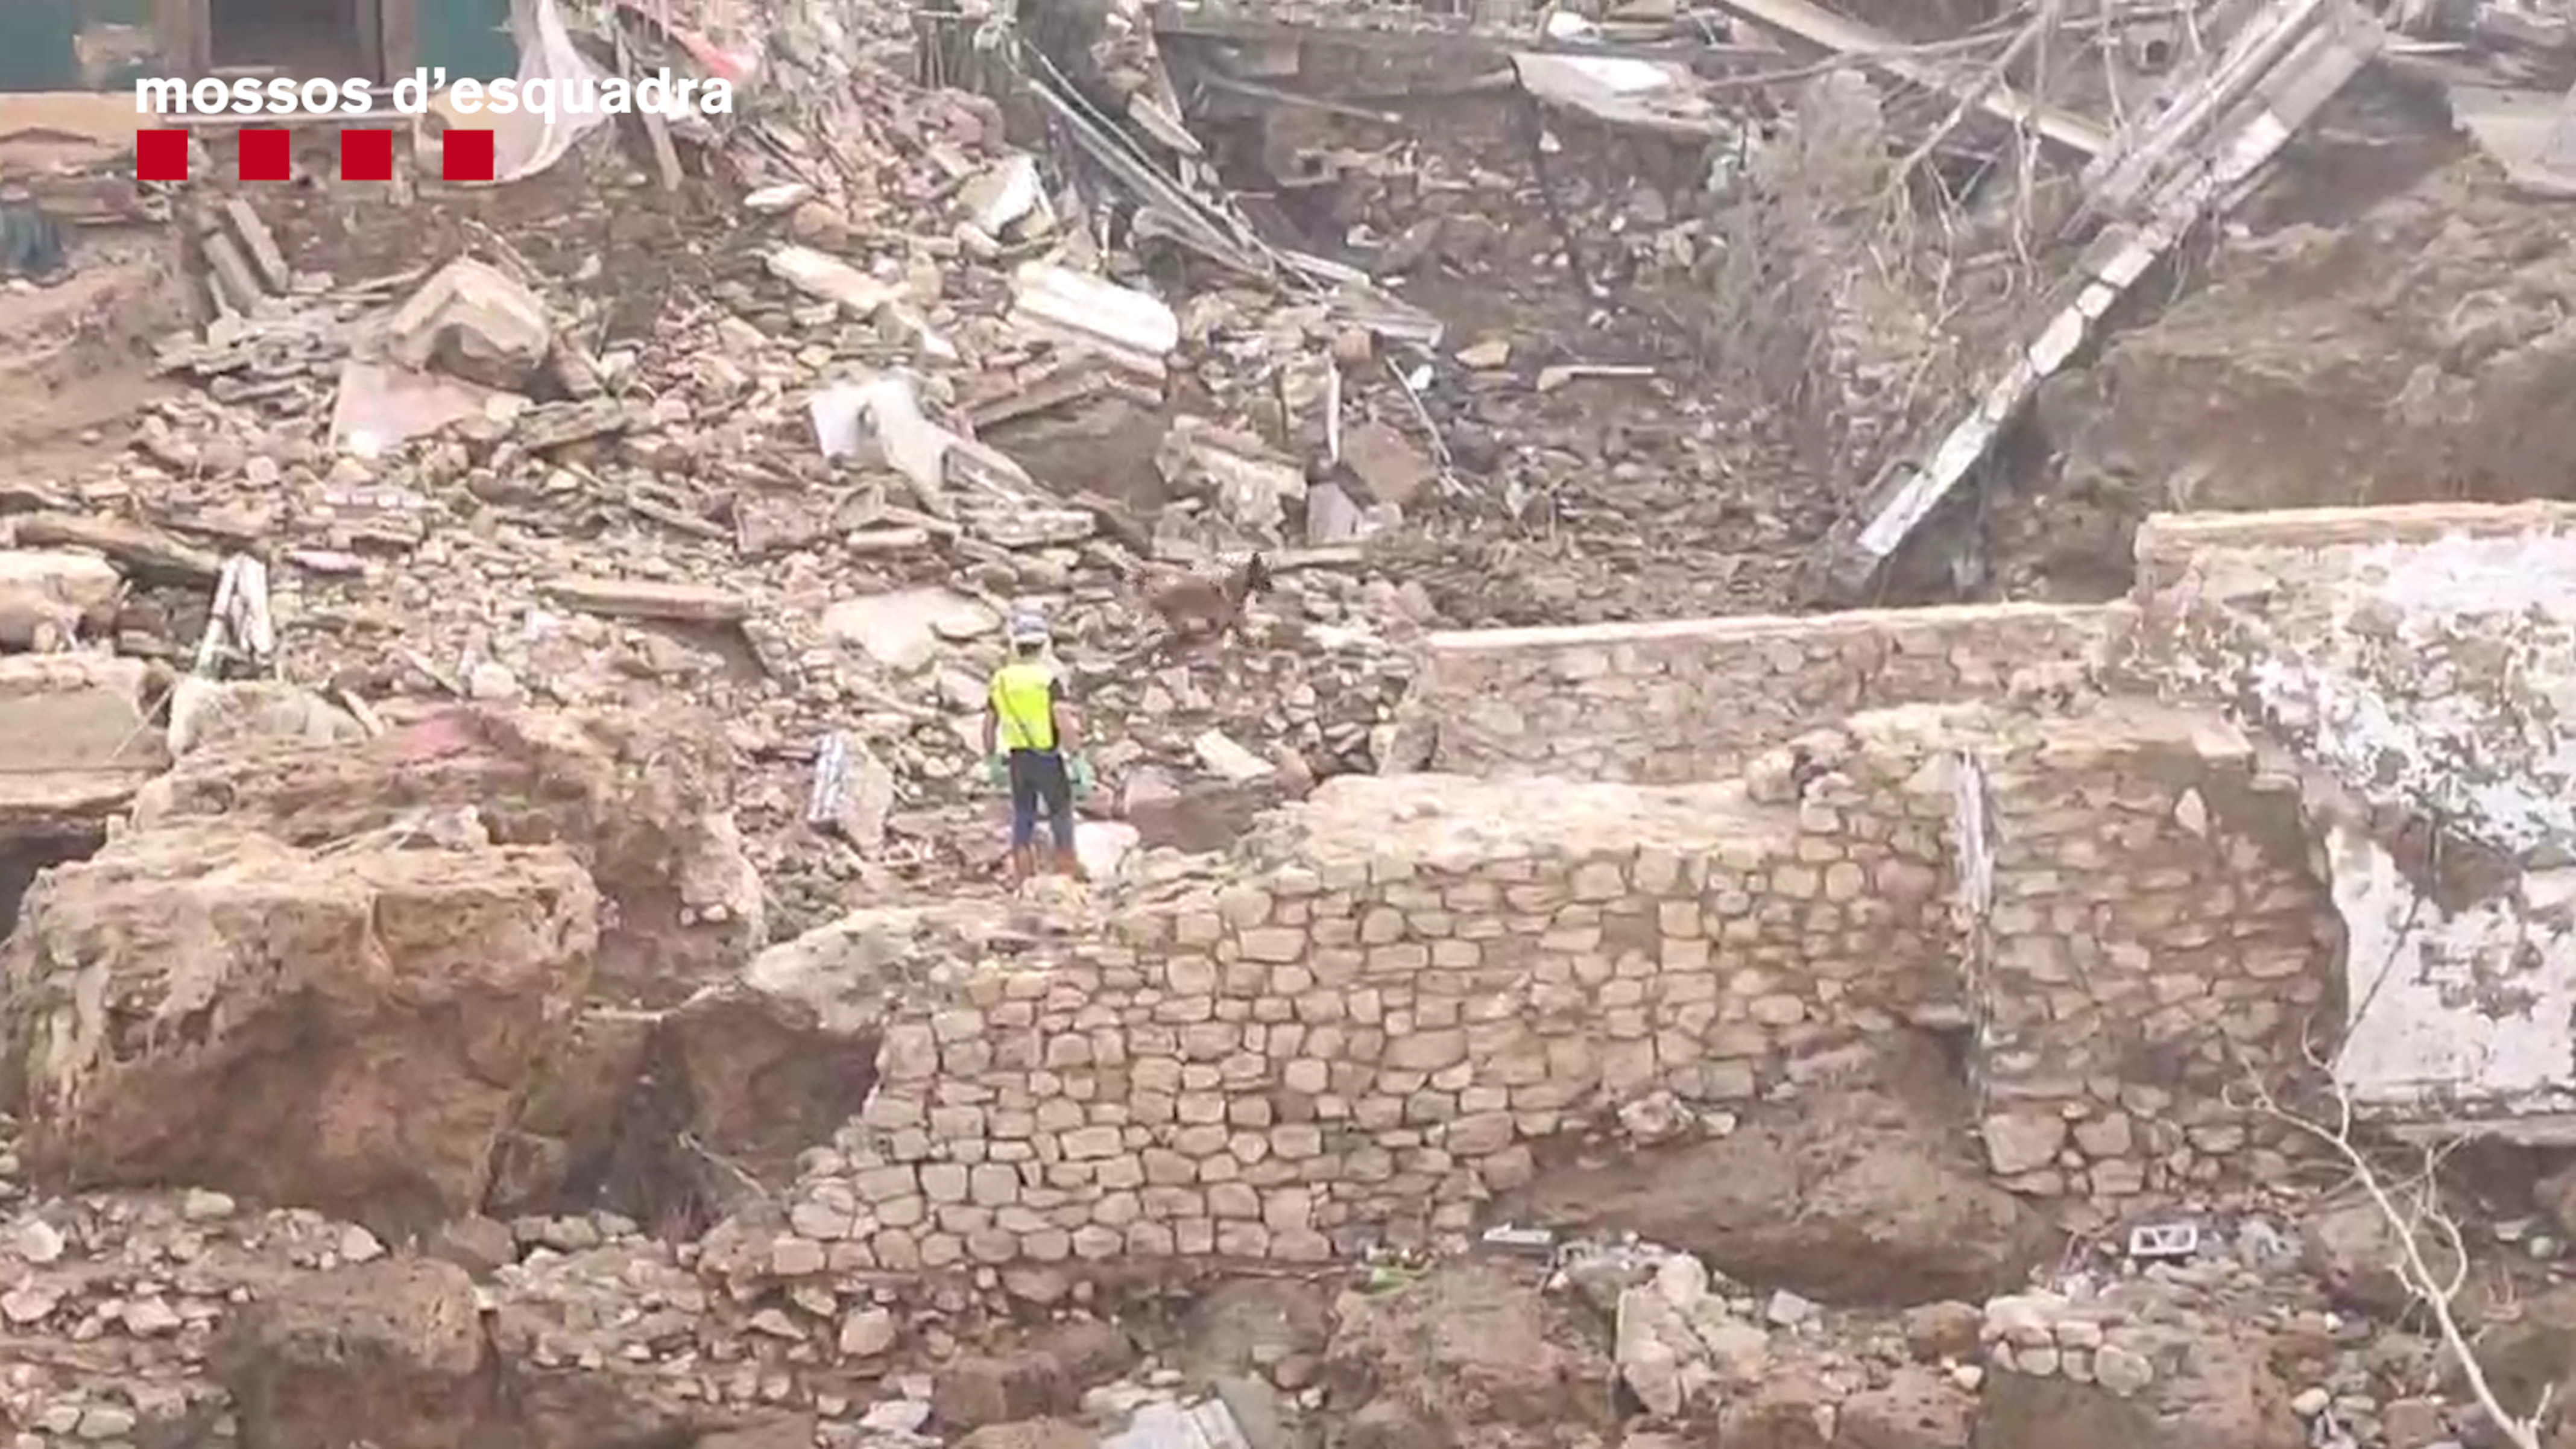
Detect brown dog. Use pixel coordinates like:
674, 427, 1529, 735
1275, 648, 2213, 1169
1148, 553, 1270, 640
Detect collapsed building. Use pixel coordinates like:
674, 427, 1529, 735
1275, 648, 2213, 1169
5, 0, 2576, 1443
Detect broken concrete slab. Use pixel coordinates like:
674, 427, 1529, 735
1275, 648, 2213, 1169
538, 576, 753, 624
1157, 418, 1307, 542
766, 245, 901, 318
1193, 729, 1275, 783
329, 359, 519, 459
821, 587, 996, 672
2449, 83, 2576, 197
959, 153, 1047, 244
11, 512, 219, 582
0, 655, 167, 830
1009, 262, 1179, 379
0, 549, 124, 623
806, 730, 898, 849
223, 197, 292, 294
385, 257, 552, 391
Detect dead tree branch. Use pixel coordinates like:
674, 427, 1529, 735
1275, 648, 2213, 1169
2232, 1043, 2549, 1449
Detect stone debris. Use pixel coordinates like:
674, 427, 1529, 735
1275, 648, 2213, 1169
384, 256, 555, 391
1, 0, 2574, 1444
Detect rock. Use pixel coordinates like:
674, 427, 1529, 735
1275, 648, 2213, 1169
1614, 1285, 1695, 1417
0, 549, 123, 627
426, 1215, 519, 1277
1324, 1263, 1614, 1441
165, 676, 367, 759
2301, 1190, 2464, 1319
130, 706, 760, 1007
1979, 1110, 2066, 1176
2094, 1343, 2155, 1397
1902, 1302, 1984, 1362
838, 1307, 898, 1359
953, 1422, 1092, 1449
218, 1259, 487, 1449
822, 587, 993, 672
1, 826, 599, 1235
1841, 1366, 1975, 1449
933, 1320, 1135, 1430
1766, 1289, 1819, 1327
1976, 1321, 2304, 1449
1193, 729, 1275, 784
0, 654, 166, 824
1342, 421, 1437, 508
1717, 1362, 1836, 1448
387, 257, 552, 390
645, 909, 895, 1192
1174, 1278, 1333, 1387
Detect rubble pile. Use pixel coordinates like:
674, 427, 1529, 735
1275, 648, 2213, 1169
8, 0, 2576, 1442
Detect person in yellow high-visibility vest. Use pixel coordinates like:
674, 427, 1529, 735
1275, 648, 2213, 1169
980, 609, 1087, 882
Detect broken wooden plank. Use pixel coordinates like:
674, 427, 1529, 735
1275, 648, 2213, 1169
1817, 0, 2382, 599
14, 512, 223, 582
223, 198, 292, 293
639, 106, 686, 191
1700, 0, 2112, 157
200, 230, 267, 314
538, 575, 751, 623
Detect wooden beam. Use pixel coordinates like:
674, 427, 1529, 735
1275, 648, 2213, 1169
380, 0, 419, 85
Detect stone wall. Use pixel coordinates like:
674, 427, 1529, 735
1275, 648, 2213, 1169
1949, 707, 2336, 1202
790, 696, 2351, 1264
788, 770, 1965, 1267
1392, 601, 2129, 784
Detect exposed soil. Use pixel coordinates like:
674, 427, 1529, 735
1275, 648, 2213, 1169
0, 228, 189, 494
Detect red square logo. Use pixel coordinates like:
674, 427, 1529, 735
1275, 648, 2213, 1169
134, 129, 188, 183
238, 127, 289, 182
340, 127, 393, 182
441, 128, 494, 183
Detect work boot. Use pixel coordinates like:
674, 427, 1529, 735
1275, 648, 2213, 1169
1052, 845, 1088, 882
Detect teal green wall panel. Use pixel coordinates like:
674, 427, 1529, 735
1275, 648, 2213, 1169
0, 0, 81, 93
421, 0, 517, 82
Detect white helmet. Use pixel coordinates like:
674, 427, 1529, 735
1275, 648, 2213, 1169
1006, 608, 1050, 646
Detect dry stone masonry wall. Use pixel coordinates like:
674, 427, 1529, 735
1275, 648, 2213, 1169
789, 772, 1965, 1267
791, 699, 2355, 1264
1951, 708, 2336, 1204
1394, 601, 2130, 783
781, 502, 2576, 1264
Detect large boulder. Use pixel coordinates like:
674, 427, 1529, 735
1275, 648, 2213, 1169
0, 826, 599, 1234
219, 1258, 490, 1449
1512, 1039, 2058, 1306
493, 906, 914, 1226
130, 705, 760, 1005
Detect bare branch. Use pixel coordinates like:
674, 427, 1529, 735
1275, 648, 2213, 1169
2235, 1063, 2543, 1449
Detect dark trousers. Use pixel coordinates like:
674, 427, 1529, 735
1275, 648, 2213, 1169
1008, 750, 1075, 850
